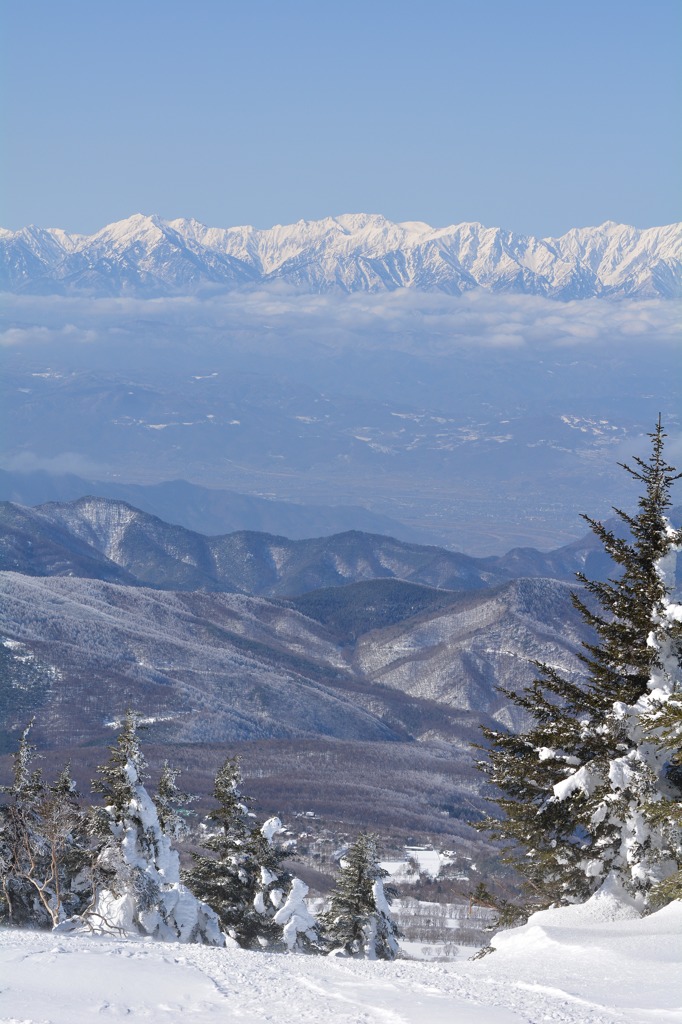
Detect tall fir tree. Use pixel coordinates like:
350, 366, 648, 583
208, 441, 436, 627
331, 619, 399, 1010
322, 832, 400, 959
477, 420, 682, 909
185, 756, 258, 945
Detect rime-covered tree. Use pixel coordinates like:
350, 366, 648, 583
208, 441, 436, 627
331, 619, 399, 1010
270, 873, 321, 952
252, 815, 322, 952
477, 420, 682, 909
186, 757, 320, 950
322, 832, 400, 959
82, 709, 223, 943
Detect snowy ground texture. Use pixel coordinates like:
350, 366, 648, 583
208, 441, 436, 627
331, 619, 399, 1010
1, 884, 681, 1024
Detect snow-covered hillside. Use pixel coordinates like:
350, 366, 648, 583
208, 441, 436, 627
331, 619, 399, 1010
2, 884, 680, 1023
1, 213, 679, 297
0, 565, 585, 752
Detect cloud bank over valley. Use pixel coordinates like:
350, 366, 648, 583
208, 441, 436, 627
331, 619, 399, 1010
1, 289, 679, 554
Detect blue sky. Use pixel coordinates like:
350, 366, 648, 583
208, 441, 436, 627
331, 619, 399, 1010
2, 0, 680, 235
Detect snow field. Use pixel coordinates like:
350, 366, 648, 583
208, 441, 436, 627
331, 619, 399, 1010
0, 930, 538, 1024
2, 888, 681, 1024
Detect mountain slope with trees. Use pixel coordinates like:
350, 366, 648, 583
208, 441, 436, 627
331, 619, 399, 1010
5, 495, 677, 596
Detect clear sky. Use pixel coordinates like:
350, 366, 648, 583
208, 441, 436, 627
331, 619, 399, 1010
2, 0, 680, 236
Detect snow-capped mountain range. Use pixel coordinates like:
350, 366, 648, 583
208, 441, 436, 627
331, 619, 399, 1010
1, 213, 680, 298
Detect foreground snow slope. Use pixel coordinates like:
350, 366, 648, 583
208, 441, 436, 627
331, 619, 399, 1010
1, 893, 680, 1024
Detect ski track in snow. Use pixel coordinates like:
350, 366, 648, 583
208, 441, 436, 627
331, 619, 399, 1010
1, 923, 678, 1024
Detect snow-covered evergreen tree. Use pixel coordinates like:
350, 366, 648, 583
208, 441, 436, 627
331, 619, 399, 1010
0, 722, 90, 928
478, 420, 682, 909
186, 758, 321, 950
81, 709, 223, 943
637, 548, 682, 905
185, 755, 259, 946
322, 832, 400, 959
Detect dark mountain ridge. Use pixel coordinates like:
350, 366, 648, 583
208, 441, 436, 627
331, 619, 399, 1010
0, 469, 423, 544
0, 494, 642, 598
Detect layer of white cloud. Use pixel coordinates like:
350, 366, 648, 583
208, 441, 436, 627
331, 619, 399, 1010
0, 290, 678, 353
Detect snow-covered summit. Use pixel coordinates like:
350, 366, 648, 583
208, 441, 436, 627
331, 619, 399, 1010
1, 213, 679, 298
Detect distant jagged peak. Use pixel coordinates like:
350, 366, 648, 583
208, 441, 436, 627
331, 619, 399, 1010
3, 212, 680, 245
89, 212, 169, 247
334, 211, 382, 229
548, 220, 681, 249
1, 213, 679, 298
167, 215, 207, 233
